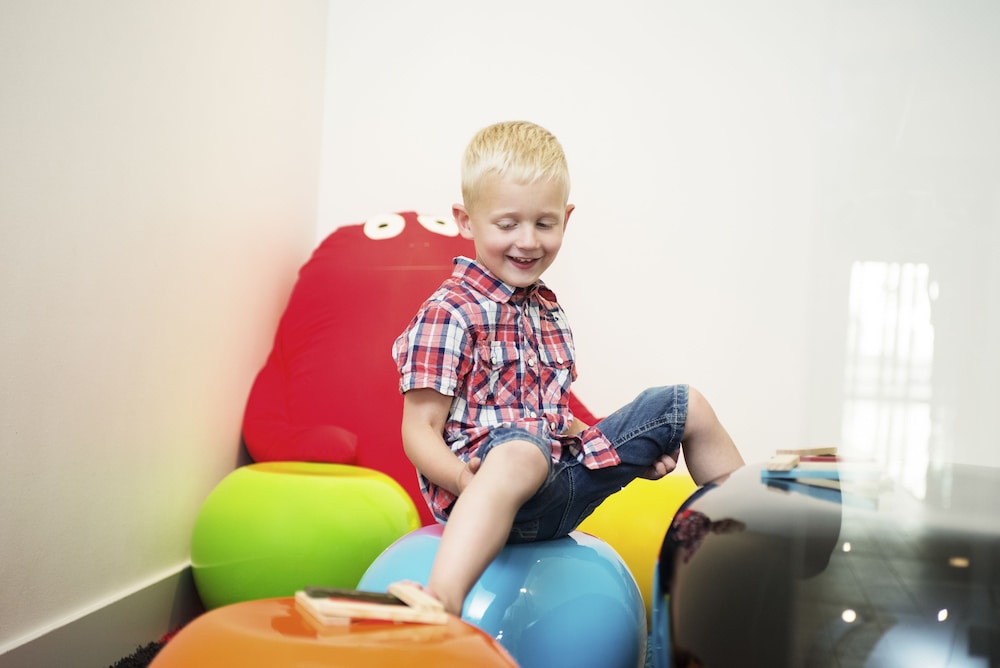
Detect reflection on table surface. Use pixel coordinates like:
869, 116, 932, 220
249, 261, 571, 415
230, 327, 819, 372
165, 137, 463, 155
657, 461, 1000, 668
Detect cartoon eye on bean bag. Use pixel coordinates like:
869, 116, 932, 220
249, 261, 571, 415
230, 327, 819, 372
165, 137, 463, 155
241, 211, 599, 525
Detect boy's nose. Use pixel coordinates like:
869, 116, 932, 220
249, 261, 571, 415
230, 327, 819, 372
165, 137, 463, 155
516, 226, 539, 249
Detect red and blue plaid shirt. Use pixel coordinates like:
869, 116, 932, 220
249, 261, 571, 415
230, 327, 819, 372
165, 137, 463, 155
393, 257, 619, 520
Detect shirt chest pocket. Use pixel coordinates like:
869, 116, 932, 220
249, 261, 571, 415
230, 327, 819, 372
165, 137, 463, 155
470, 341, 520, 406
537, 343, 574, 407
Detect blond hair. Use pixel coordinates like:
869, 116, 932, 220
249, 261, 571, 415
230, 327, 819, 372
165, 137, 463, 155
461, 121, 570, 211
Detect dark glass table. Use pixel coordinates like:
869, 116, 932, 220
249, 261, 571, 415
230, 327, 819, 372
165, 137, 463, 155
651, 461, 1000, 667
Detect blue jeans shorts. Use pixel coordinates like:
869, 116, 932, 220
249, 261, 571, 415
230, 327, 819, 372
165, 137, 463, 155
476, 384, 689, 543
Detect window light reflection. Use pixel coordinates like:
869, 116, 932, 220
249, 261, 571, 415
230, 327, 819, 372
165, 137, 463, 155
842, 261, 935, 498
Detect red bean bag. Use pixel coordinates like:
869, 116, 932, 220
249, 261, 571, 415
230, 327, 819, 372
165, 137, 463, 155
242, 211, 599, 525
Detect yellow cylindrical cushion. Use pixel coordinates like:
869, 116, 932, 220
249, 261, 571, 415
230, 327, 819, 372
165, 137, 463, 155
577, 473, 697, 623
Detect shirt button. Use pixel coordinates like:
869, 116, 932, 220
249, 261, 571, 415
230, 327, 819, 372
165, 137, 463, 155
556, 356, 564, 364
550, 422, 558, 430
527, 358, 536, 367
530, 412, 538, 418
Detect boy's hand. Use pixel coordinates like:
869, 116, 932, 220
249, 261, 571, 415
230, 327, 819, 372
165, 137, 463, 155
640, 453, 678, 480
456, 457, 482, 494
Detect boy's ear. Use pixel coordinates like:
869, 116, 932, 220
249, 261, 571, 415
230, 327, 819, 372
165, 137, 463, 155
563, 203, 575, 231
453, 204, 475, 240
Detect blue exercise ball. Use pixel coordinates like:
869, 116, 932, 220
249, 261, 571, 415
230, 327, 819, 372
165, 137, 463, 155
359, 525, 646, 668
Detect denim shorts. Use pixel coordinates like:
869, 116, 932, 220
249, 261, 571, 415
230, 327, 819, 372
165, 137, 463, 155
476, 384, 689, 543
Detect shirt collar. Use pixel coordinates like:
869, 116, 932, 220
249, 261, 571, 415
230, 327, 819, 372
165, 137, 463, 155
452, 256, 558, 306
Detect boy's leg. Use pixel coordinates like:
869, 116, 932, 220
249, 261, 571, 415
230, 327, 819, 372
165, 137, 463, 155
427, 438, 549, 615
590, 384, 741, 486
520, 385, 743, 538
680, 386, 744, 485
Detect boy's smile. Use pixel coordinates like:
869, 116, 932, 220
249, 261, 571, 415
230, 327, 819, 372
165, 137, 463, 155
453, 175, 574, 289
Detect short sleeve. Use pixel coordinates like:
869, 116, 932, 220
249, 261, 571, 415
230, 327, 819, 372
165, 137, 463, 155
392, 301, 471, 396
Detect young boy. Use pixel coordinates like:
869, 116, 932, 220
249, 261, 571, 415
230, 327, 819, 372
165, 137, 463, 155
392, 120, 744, 615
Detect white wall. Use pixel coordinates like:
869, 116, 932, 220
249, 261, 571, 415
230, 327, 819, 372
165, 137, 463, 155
319, 1, 1000, 474
2, 0, 995, 656
0, 0, 327, 654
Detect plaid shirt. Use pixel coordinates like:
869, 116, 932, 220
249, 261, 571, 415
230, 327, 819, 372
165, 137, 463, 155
393, 257, 619, 521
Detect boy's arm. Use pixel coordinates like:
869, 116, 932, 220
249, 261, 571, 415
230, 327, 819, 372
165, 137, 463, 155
401, 388, 475, 497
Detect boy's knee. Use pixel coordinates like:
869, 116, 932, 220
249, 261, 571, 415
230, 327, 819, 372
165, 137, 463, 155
687, 385, 706, 414
684, 386, 720, 434
688, 385, 711, 410
485, 438, 549, 477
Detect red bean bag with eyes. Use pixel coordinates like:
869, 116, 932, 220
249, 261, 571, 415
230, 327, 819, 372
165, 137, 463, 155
242, 211, 600, 525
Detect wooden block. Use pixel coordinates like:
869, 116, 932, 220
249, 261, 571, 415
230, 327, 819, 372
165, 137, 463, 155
775, 446, 838, 457
766, 454, 800, 471
303, 585, 402, 606
295, 585, 448, 626
388, 582, 445, 611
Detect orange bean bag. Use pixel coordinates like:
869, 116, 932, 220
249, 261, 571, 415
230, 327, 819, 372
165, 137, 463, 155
149, 597, 518, 668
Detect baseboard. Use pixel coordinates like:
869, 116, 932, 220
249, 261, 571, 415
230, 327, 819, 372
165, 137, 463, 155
0, 565, 204, 668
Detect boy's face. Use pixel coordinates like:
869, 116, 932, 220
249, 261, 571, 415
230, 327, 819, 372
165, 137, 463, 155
453, 175, 574, 289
